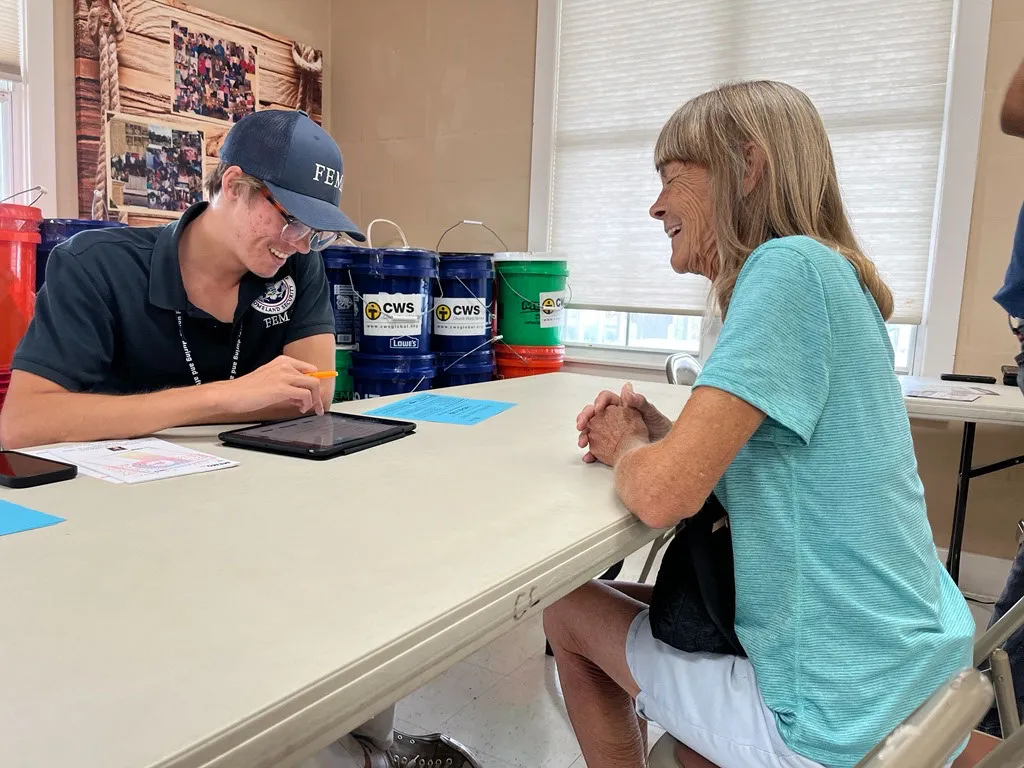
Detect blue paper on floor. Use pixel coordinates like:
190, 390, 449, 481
366, 393, 516, 426
0, 499, 65, 538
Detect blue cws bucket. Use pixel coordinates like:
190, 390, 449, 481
351, 248, 439, 354
38, 219, 127, 290
350, 353, 435, 399
322, 245, 367, 347
433, 253, 494, 354
436, 350, 495, 389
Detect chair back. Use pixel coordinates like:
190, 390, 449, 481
665, 353, 702, 386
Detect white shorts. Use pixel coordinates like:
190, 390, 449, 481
626, 610, 822, 768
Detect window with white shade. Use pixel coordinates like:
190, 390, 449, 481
0, 0, 22, 83
530, 0, 979, 374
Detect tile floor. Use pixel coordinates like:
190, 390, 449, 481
393, 541, 999, 768
394, 543, 668, 768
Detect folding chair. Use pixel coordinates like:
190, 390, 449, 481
647, 594, 1024, 767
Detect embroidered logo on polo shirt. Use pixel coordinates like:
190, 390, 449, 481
252, 276, 297, 315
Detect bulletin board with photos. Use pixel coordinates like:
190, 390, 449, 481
73, 0, 325, 226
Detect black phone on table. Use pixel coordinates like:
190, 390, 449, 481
0, 451, 78, 489
940, 373, 998, 385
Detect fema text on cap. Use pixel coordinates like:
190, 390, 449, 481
313, 163, 343, 189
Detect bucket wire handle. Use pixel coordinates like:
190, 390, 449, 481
451, 275, 491, 319
496, 270, 574, 310
352, 219, 430, 330
367, 218, 409, 249
0, 185, 47, 207
439, 335, 503, 374
435, 219, 509, 252
413, 335, 504, 391
496, 339, 531, 366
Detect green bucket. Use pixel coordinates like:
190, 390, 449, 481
334, 347, 354, 403
495, 259, 569, 346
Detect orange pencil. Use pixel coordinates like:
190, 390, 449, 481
305, 370, 339, 379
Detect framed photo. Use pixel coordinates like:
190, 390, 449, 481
75, 0, 324, 223
107, 114, 206, 215
171, 20, 259, 124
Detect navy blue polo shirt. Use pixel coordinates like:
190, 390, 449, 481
13, 203, 335, 394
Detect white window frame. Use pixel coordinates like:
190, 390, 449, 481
528, 0, 992, 377
15, 0, 57, 217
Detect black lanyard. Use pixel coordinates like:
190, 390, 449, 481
175, 311, 244, 386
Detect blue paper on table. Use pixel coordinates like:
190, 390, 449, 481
0, 499, 65, 537
366, 393, 516, 426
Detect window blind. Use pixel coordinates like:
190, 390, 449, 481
543, 0, 954, 323
0, 0, 22, 81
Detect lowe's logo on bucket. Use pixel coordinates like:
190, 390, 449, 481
391, 339, 420, 349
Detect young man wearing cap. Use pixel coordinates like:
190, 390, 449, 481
0, 109, 361, 450
1, 109, 482, 768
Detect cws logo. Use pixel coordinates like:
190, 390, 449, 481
366, 299, 415, 319
538, 290, 566, 329
253, 277, 297, 328
541, 296, 563, 315
435, 303, 482, 321
362, 293, 423, 338
433, 298, 487, 337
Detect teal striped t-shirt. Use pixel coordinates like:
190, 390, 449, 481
694, 236, 974, 768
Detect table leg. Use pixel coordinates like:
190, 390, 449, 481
946, 422, 976, 585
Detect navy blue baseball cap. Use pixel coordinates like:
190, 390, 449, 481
219, 109, 365, 241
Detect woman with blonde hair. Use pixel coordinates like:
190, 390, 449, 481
544, 81, 973, 768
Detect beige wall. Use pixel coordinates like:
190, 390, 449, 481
50, 0, 334, 218
329, 1, 1024, 560
918, 0, 1024, 561
329, 0, 537, 252
45, 2, 1023, 558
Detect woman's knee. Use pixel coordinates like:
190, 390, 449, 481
544, 580, 602, 651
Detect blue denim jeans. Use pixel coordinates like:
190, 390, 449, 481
980, 542, 1024, 736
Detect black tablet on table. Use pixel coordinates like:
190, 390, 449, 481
218, 412, 416, 459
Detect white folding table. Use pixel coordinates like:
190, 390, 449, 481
3, 372, 1020, 768
0, 373, 679, 768
901, 377, 1024, 584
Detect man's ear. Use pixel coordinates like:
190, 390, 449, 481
742, 143, 766, 196
218, 165, 246, 202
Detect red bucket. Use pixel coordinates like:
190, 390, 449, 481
0, 203, 44, 233
0, 204, 42, 368
0, 364, 9, 414
495, 344, 565, 379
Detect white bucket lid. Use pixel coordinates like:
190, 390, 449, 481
492, 251, 558, 262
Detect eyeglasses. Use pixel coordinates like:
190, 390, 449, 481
259, 187, 340, 251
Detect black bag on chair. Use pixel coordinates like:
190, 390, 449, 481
648, 492, 746, 657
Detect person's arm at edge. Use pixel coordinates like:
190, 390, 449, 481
1001, 58, 1024, 137
0, 335, 335, 450
610, 386, 766, 530
0, 371, 278, 449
